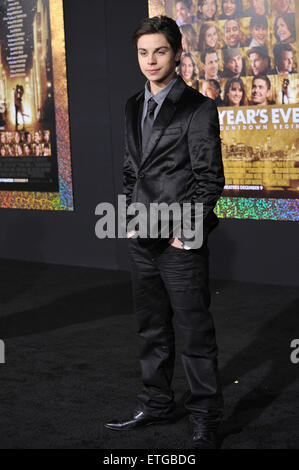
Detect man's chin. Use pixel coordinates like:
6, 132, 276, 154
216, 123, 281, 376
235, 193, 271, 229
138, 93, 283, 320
148, 72, 174, 83
148, 76, 164, 84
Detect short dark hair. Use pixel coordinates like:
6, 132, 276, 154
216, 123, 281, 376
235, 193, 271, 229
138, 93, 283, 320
224, 18, 240, 31
249, 14, 268, 30
252, 74, 271, 90
201, 48, 217, 64
204, 79, 221, 92
132, 16, 182, 65
273, 42, 293, 65
247, 47, 271, 70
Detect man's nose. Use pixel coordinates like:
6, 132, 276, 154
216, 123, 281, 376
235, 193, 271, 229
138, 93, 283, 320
147, 54, 157, 64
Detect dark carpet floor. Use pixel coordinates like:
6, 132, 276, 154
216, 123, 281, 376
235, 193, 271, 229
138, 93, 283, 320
0, 258, 298, 449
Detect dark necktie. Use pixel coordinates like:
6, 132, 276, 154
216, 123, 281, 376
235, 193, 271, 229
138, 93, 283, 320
142, 97, 158, 155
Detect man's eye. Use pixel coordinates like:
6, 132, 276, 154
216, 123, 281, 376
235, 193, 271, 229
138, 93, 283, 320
158, 51, 166, 55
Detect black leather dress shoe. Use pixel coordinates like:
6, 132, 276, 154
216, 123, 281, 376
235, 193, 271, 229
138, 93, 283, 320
191, 430, 219, 449
104, 410, 175, 431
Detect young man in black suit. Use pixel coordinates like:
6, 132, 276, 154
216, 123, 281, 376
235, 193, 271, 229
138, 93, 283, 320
105, 16, 225, 449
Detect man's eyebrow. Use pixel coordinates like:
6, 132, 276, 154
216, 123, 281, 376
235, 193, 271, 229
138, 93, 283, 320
137, 46, 170, 52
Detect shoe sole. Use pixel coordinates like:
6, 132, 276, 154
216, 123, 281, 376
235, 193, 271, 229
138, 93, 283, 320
104, 417, 175, 431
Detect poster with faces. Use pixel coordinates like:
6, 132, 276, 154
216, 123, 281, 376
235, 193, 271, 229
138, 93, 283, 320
150, 0, 299, 221
0, 0, 73, 211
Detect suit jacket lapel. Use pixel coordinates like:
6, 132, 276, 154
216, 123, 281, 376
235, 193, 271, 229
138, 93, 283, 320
140, 76, 187, 170
126, 91, 144, 168
126, 75, 187, 169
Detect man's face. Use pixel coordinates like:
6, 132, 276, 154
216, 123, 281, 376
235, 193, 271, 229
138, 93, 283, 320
250, 52, 268, 75
251, 24, 267, 46
275, 0, 290, 13
279, 50, 293, 72
251, 78, 270, 105
137, 34, 181, 85
203, 52, 219, 79
202, 81, 217, 100
225, 20, 240, 48
7, 132, 12, 143
176, 2, 189, 23
251, 0, 266, 15
226, 55, 243, 75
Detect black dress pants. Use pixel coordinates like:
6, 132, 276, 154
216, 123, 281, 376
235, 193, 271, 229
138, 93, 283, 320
128, 237, 224, 429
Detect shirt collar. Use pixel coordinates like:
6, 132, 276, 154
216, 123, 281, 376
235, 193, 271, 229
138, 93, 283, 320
144, 74, 179, 106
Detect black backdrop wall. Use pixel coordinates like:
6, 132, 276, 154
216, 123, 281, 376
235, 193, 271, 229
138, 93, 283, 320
0, 0, 298, 287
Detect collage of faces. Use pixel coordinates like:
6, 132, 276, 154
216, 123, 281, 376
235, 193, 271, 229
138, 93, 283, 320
170, 0, 298, 106
0, 130, 52, 157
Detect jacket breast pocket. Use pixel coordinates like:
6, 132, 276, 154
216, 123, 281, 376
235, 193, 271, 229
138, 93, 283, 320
159, 127, 181, 136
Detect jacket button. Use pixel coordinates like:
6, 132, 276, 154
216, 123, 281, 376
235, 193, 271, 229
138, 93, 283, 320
139, 173, 145, 179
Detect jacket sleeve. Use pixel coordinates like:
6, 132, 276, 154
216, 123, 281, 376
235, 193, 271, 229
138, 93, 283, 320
180, 98, 225, 244
122, 104, 137, 227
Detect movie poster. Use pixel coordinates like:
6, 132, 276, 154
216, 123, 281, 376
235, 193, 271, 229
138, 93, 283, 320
148, 0, 299, 221
0, 0, 73, 210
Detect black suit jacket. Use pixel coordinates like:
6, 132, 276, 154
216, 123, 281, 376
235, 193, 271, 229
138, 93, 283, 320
123, 75, 225, 246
